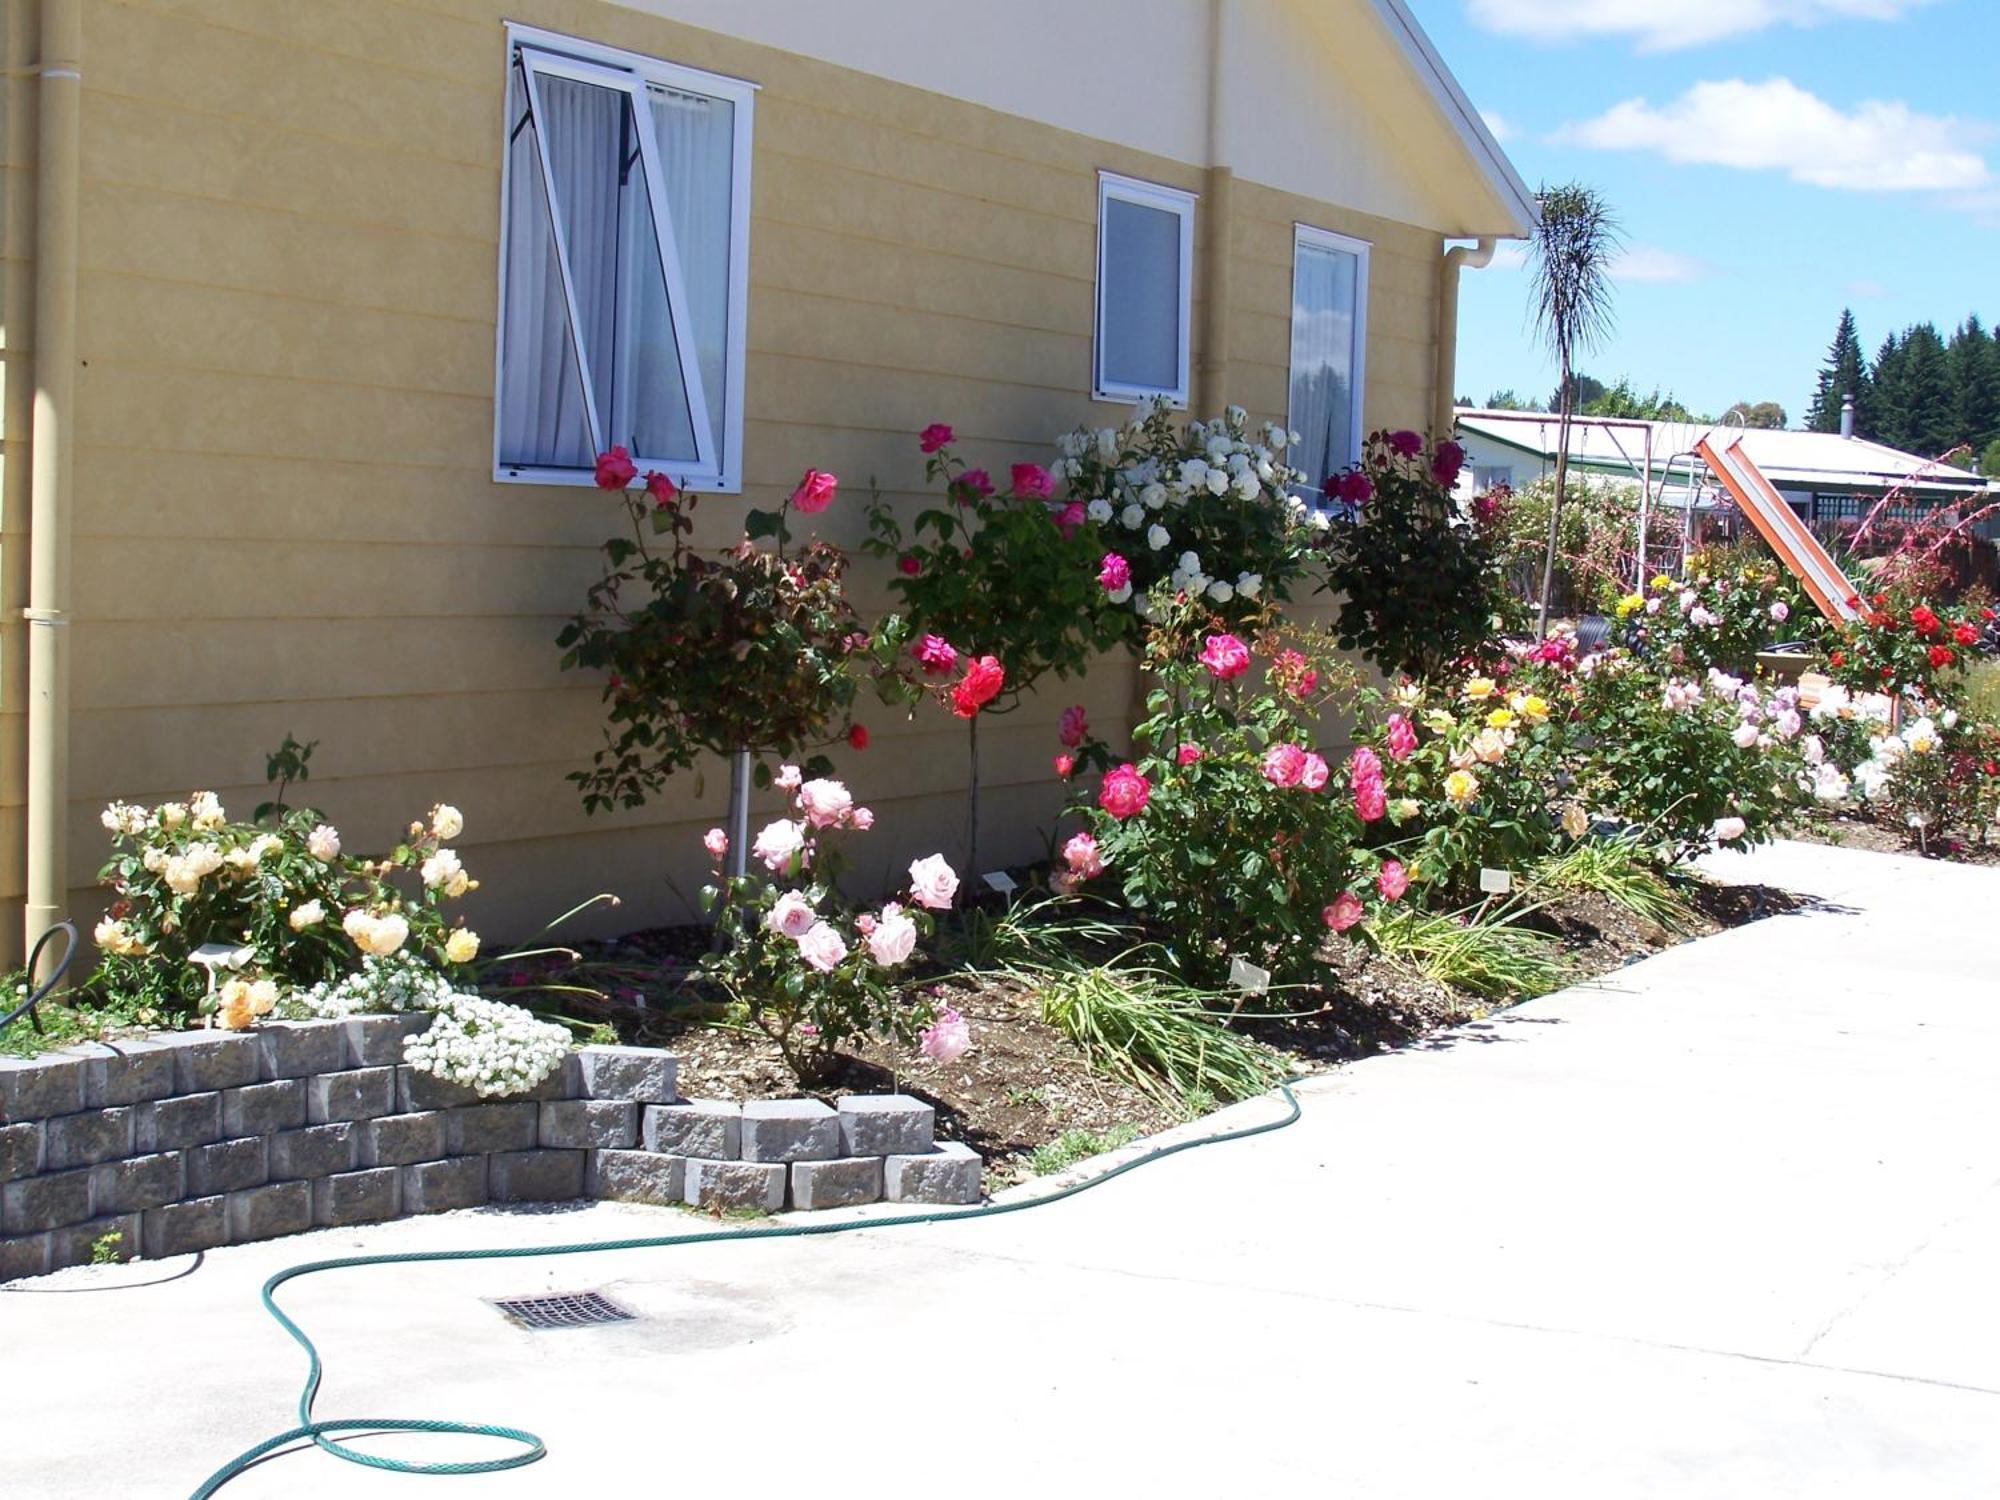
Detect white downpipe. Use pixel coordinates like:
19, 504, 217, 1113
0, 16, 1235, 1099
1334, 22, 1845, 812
1435, 237, 1497, 436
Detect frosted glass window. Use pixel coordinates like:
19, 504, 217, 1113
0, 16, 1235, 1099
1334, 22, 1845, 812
1287, 225, 1371, 490
1094, 173, 1194, 405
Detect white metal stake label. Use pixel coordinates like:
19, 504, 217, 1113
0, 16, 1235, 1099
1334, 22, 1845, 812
1227, 956, 1271, 995
1478, 867, 1513, 894
981, 871, 1017, 897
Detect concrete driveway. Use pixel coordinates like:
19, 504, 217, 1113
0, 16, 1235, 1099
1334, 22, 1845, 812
5, 839, 1997, 1498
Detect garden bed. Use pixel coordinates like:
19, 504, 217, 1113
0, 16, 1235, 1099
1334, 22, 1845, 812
1786, 809, 2000, 866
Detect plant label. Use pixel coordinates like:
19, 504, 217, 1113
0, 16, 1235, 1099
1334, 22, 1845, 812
1479, 867, 1513, 894
1228, 956, 1271, 994
981, 871, 1017, 896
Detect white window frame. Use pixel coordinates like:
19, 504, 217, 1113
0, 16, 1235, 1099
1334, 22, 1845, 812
494, 23, 757, 492
1093, 171, 1195, 407
1286, 222, 1372, 489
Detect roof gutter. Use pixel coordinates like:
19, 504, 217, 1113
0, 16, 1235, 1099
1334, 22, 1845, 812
25, 0, 80, 974
1433, 237, 1496, 436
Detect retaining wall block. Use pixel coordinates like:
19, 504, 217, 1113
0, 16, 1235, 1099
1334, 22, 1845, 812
142, 1195, 229, 1258
684, 1159, 786, 1212
92, 1151, 186, 1215
153, 1032, 261, 1093
489, 1149, 586, 1203
186, 1137, 269, 1196
256, 1021, 348, 1080
0, 1231, 51, 1280
43, 1107, 137, 1171
307, 1067, 397, 1125
740, 1099, 841, 1163
516, 1053, 581, 1102
344, 1014, 430, 1069
357, 1112, 447, 1168
837, 1095, 936, 1158
790, 1156, 883, 1212
50, 1213, 141, 1271
401, 1155, 488, 1215
0, 1122, 44, 1183
1, 1168, 92, 1234
883, 1141, 983, 1205
445, 1101, 538, 1155
136, 1092, 222, 1153
396, 1066, 478, 1113
0, 1054, 87, 1124
83, 1042, 178, 1108
586, 1149, 685, 1206
267, 1124, 356, 1182
226, 1180, 311, 1244
538, 1099, 639, 1151
313, 1168, 400, 1227
220, 1079, 307, 1138
575, 1046, 678, 1105
642, 1100, 739, 1160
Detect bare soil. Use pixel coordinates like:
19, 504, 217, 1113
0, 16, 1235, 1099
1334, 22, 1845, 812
1787, 808, 2000, 867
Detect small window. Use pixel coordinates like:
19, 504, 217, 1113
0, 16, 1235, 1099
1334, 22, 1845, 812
495, 26, 755, 489
1094, 172, 1195, 405
1287, 224, 1370, 490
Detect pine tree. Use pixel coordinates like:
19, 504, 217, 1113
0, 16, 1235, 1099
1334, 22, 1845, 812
1948, 315, 2000, 455
1863, 333, 1904, 447
1807, 309, 1868, 433
1898, 324, 1954, 457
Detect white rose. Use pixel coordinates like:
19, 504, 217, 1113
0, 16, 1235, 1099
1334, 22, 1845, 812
1206, 469, 1230, 495
1207, 580, 1234, 604
1086, 498, 1114, 524
289, 900, 326, 931
1147, 525, 1170, 551
1178, 551, 1201, 575
1120, 503, 1145, 529
421, 848, 463, 890
1141, 484, 1167, 510
430, 803, 464, 840
1237, 573, 1262, 599
307, 824, 341, 862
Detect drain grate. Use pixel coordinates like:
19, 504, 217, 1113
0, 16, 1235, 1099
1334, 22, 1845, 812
489, 1290, 635, 1331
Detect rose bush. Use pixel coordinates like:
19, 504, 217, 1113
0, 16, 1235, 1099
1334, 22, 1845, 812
1615, 564, 1813, 678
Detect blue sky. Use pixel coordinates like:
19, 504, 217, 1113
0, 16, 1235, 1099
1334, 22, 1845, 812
1407, 0, 2000, 424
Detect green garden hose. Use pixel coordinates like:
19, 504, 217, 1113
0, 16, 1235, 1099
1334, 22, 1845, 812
189, 1083, 1304, 1498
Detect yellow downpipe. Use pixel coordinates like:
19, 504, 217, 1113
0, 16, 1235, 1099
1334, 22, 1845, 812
26, 0, 80, 974
1433, 236, 1496, 437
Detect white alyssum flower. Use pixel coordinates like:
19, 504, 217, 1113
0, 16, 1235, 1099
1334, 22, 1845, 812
402, 992, 570, 1099
293, 953, 456, 1019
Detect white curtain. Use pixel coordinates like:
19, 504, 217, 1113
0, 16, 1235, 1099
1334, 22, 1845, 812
1290, 240, 1360, 487
1100, 197, 1182, 393
649, 87, 736, 470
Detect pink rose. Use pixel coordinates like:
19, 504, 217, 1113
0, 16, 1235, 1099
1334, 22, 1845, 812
1377, 859, 1409, 901
702, 827, 728, 860
908, 853, 960, 910
914, 635, 959, 677
1097, 553, 1131, 593
1323, 892, 1364, 932
765, 889, 817, 940
1385, 714, 1418, 762
1350, 746, 1384, 787
950, 655, 1006, 717
1176, 743, 1205, 766
1327, 470, 1373, 506
864, 903, 918, 967
1430, 440, 1465, 487
593, 446, 637, 489
797, 778, 854, 829
790, 468, 838, 514
1199, 633, 1251, 681
752, 819, 808, 873
1011, 463, 1055, 499
795, 921, 848, 972
644, 470, 678, 508
1354, 780, 1387, 822
851, 807, 875, 830
1059, 704, 1089, 748
1300, 751, 1330, 791
919, 423, 955, 454
1053, 500, 1086, 537
956, 469, 994, 502
1062, 830, 1104, 879
1262, 743, 1307, 789
920, 1006, 971, 1065
1054, 753, 1075, 778
899, 554, 921, 576
1098, 763, 1151, 819
1387, 430, 1423, 458
774, 764, 803, 791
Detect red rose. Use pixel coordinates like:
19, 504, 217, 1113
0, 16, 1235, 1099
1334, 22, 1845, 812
1911, 605, 1940, 636
1430, 440, 1465, 487
919, 423, 955, 454
1928, 645, 1955, 669
1326, 470, 1373, 506
790, 468, 838, 514
1829, 650, 1845, 667
949, 655, 1005, 717
1010, 463, 1055, 500
593, 446, 637, 489
898, 554, 921, 576
848, 723, 870, 750
1952, 622, 1978, 646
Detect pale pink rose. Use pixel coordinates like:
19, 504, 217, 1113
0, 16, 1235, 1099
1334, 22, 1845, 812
774, 764, 803, 791
1299, 752, 1330, 791
797, 778, 854, 829
1377, 859, 1409, 901
752, 818, 808, 873
865, 903, 918, 967
1061, 830, 1104, 879
908, 853, 960, 910
851, 807, 875, 830
1713, 816, 1747, 843
702, 827, 729, 859
1323, 892, 1364, 932
795, 921, 848, 972
766, 890, 817, 939
920, 1006, 972, 1064
1262, 743, 1307, 788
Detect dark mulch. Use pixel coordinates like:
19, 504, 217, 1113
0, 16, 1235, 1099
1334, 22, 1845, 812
1787, 809, 2000, 867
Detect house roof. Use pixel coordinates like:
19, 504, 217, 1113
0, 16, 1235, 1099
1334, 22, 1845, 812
1456, 410, 1998, 496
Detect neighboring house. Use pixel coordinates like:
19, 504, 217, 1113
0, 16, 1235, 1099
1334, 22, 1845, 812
0, 0, 1532, 962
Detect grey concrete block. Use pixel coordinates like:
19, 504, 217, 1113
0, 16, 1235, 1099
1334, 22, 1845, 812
883, 1141, 983, 1205
136, 1092, 222, 1153
0, 1230, 50, 1281
515, 1053, 580, 1102
226, 1180, 311, 1243
487, 1149, 585, 1203
576, 1045, 679, 1104
396, 1065, 478, 1113
0, 1053, 87, 1124
538, 1099, 638, 1150
91, 1151, 186, 1214
141, 1195, 228, 1259
82, 1042, 178, 1108
43, 1107, 136, 1170
357, 1111, 446, 1168
683, 1159, 786, 1213
255, 1021, 348, 1080
586, 1149, 685, 1206
401, 1156, 488, 1215
790, 1156, 883, 1211
643, 1100, 740, 1160
49, 1213, 141, 1271
266, 1124, 355, 1182
838, 1094, 936, 1157
739, 1099, 840, 1163
220, 1078, 307, 1138
153, 1032, 261, 1093
344, 1013, 430, 1068
307, 1067, 396, 1124
0, 1122, 43, 1183
186, 1136, 268, 1196
2, 1168, 93, 1234
444, 1102, 538, 1155
312, 1168, 400, 1227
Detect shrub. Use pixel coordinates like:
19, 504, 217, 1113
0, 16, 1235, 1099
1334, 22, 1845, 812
1823, 589, 1991, 703
1842, 709, 2000, 850
1615, 565, 1812, 677
1498, 474, 1682, 617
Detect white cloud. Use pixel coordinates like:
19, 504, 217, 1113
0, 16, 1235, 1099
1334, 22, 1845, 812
1468, 0, 1933, 53
1558, 78, 1989, 192
1610, 245, 1705, 283
1481, 109, 1514, 142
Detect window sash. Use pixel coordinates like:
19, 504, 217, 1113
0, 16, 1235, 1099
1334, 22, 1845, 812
1286, 223, 1371, 491
1094, 172, 1195, 406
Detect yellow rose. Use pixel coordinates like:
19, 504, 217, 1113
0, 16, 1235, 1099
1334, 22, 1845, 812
216, 978, 256, 1031
1650, 574, 1673, 590
1561, 803, 1589, 838
1519, 695, 1550, 724
1615, 593, 1644, 618
1464, 677, 1496, 701
1423, 709, 1457, 735
445, 928, 481, 965
1486, 707, 1515, 729
1444, 769, 1479, 804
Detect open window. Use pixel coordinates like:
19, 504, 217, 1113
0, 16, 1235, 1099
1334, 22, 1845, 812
1094, 172, 1195, 406
1287, 224, 1370, 491
495, 26, 754, 489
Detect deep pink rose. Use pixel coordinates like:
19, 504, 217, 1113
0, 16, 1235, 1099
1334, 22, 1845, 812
1176, 743, 1204, 766
1385, 714, 1417, 762
1323, 892, 1364, 933
1387, 430, 1423, 458
919, 423, 955, 454
1011, 463, 1055, 500
1199, 633, 1251, 681
1354, 780, 1387, 822
1377, 859, 1409, 901
1098, 553, 1131, 592
1327, 470, 1373, 506
1262, 743, 1307, 789
914, 635, 959, 676
1430, 440, 1465, 486
956, 469, 994, 503
790, 468, 838, 514
1300, 751, 1330, 791
1350, 746, 1384, 787
593, 446, 637, 489
898, 554, 921, 576
1053, 753, 1075, 778
1098, 763, 1151, 820
1053, 500, 1086, 537
1059, 704, 1089, 748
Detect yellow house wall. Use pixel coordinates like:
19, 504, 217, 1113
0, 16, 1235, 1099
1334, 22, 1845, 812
22, 0, 1445, 959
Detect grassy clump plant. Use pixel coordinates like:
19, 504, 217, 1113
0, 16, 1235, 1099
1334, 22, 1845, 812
1527, 835, 1697, 932
1366, 902, 1572, 1001
1028, 1122, 1142, 1176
